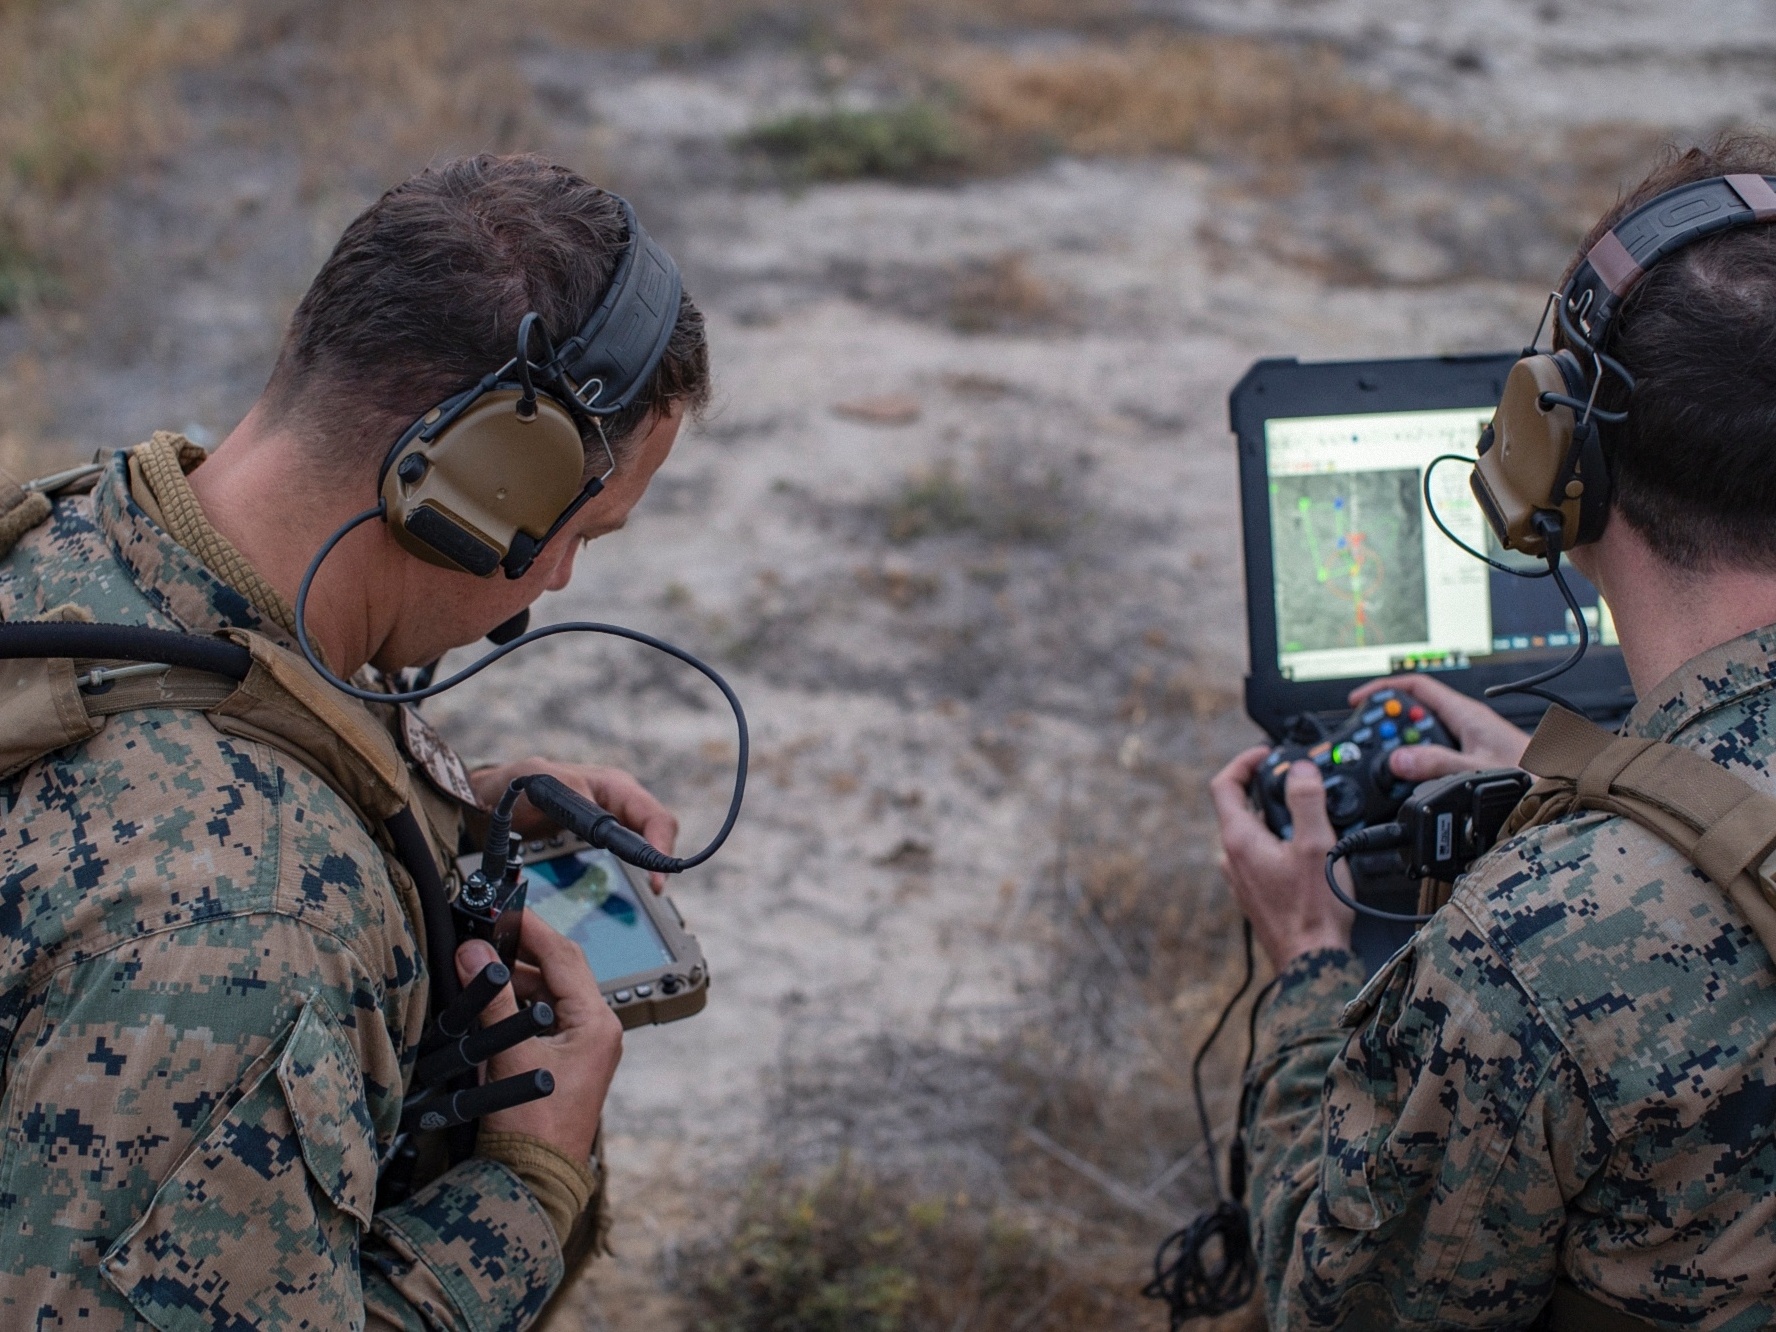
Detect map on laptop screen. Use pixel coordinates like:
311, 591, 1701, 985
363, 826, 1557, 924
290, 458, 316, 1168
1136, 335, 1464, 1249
1265, 407, 1616, 684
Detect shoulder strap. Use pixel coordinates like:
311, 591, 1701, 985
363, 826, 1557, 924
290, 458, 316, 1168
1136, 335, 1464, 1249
0, 470, 53, 560
0, 625, 456, 1009
1518, 706, 1776, 959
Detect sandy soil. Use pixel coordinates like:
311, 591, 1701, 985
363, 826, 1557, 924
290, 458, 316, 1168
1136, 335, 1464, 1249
4, 2, 1773, 1324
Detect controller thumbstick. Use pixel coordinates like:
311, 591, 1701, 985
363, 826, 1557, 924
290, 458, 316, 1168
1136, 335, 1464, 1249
1371, 750, 1411, 800
1323, 774, 1364, 824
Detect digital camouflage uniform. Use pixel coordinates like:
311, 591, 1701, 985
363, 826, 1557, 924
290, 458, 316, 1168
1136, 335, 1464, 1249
0, 447, 581, 1331
1245, 625, 1776, 1330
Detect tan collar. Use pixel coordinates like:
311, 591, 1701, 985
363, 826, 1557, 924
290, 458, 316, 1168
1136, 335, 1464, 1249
129, 432, 300, 639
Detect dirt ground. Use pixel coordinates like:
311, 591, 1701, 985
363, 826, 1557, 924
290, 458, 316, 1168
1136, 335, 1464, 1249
3, 1, 1773, 1326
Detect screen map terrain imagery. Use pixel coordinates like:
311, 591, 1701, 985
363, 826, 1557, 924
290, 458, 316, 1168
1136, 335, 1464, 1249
1270, 468, 1428, 654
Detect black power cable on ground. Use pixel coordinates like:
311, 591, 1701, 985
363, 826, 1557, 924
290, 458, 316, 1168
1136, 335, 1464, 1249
1143, 922, 1279, 1325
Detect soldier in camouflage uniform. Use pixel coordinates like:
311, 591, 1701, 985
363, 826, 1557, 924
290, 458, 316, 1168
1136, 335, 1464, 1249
1210, 137, 1776, 1328
0, 156, 710, 1329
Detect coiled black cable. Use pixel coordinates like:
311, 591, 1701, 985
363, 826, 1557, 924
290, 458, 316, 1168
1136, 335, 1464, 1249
293, 503, 748, 876
1143, 922, 1279, 1324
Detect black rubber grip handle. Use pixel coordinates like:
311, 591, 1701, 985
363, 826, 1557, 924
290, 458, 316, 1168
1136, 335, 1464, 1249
413, 1001, 553, 1089
428, 961, 511, 1045
400, 1068, 555, 1133
519, 774, 681, 874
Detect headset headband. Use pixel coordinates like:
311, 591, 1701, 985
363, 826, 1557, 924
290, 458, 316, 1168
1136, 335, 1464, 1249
549, 198, 683, 417
1562, 173, 1776, 351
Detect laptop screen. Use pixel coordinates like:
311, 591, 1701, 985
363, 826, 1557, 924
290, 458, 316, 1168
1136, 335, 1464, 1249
1264, 406, 1616, 683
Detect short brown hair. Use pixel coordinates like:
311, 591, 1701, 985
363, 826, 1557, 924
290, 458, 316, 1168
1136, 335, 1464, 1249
1564, 131, 1776, 572
261, 154, 711, 473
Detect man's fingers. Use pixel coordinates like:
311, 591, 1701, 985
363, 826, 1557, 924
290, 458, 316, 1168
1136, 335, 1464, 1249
454, 939, 521, 1027
1389, 743, 1480, 782
1282, 759, 1336, 852
1354, 674, 1490, 740
600, 770, 674, 856
515, 907, 600, 998
1210, 747, 1269, 816
588, 770, 679, 891
1210, 747, 1274, 857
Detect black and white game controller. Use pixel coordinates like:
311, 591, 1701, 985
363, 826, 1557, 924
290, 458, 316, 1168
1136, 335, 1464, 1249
1251, 689, 1452, 839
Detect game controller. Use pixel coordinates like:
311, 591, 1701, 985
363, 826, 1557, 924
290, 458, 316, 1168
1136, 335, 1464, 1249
1251, 689, 1453, 839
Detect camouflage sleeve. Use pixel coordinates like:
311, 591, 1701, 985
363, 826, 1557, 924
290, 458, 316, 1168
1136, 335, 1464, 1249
364, 1158, 564, 1332
1242, 915, 1610, 1329
0, 911, 562, 1332
1242, 946, 1370, 1313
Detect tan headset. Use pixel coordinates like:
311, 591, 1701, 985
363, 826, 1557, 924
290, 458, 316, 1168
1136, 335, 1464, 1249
378, 195, 683, 580
1472, 172, 1776, 557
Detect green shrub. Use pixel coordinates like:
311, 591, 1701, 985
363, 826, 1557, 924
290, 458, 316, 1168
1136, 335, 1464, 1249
684, 1161, 1064, 1332
739, 102, 969, 182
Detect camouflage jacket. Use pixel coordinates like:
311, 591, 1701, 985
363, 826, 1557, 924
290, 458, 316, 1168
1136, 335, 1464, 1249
0, 454, 565, 1331
1245, 625, 1776, 1330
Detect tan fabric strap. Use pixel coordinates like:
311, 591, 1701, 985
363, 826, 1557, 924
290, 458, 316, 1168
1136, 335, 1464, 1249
0, 623, 410, 838
78, 666, 239, 716
1693, 793, 1776, 892
1576, 736, 1651, 803
0, 471, 51, 557
1519, 703, 1623, 782
1518, 706, 1776, 960
133, 432, 300, 638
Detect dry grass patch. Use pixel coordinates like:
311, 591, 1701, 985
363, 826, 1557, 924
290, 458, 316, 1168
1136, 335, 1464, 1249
947, 253, 1069, 334
681, 1161, 1075, 1332
743, 33, 1492, 187
946, 34, 1491, 171
883, 453, 1070, 546
0, 0, 238, 307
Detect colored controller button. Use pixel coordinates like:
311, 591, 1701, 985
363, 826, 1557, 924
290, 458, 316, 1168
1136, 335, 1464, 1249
1331, 741, 1362, 765
1408, 705, 1426, 722
1404, 727, 1422, 743
1378, 720, 1398, 739
1383, 699, 1403, 718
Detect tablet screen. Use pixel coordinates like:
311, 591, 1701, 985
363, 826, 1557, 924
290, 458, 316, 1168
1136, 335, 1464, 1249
1264, 408, 1616, 683
524, 846, 674, 981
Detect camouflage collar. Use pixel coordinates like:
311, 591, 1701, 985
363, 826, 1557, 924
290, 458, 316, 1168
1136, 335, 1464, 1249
93, 450, 300, 652
1626, 621, 1776, 742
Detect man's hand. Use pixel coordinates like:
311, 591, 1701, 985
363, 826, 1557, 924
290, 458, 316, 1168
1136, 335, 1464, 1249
471, 758, 679, 892
1351, 675, 1531, 784
1211, 747, 1354, 972
455, 910, 622, 1165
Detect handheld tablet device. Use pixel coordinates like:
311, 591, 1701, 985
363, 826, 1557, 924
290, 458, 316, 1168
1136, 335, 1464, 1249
456, 835, 708, 1031
1232, 353, 1637, 740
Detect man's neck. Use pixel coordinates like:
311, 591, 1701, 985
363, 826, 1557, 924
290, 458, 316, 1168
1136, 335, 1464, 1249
1579, 519, 1776, 697
185, 406, 391, 676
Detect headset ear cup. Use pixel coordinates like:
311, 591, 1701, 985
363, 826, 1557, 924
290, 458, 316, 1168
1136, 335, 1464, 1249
1572, 418, 1612, 547
1552, 348, 1591, 401
1472, 354, 1577, 556
1550, 348, 1612, 549
382, 389, 587, 576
